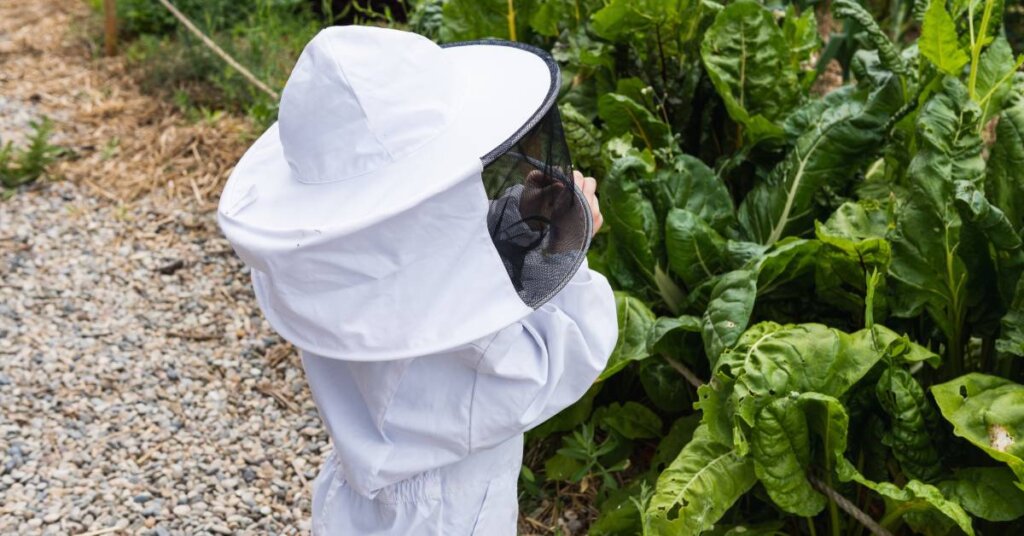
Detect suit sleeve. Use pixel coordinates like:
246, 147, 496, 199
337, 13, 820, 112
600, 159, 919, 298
466, 261, 618, 451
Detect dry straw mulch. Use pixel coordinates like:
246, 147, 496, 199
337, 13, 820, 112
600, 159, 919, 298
0, 0, 252, 207
3, 5, 324, 535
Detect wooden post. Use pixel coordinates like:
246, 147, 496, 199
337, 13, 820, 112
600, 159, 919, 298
103, 0, 117, 56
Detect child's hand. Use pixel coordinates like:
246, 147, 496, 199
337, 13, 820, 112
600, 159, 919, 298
572, 170, 602, 236
518, 169, 603, 240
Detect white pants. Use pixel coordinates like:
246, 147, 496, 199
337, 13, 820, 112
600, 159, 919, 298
311, 435, 523, 535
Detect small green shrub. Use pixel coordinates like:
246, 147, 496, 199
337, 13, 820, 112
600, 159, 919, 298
107, 0, 257, 38
1, 119, 62, 196
101, 0, 319, 124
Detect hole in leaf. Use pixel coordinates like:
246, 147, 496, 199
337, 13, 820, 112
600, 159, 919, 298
959, 385, 968, 399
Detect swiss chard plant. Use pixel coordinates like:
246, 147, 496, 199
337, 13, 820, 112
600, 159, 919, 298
416, 0, 1024, 533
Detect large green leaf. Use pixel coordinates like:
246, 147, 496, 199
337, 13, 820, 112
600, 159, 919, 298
598, 93, 673, 151
832, 0, 908, 75
645, 154, 735, 234
753, 238, 821, 295
986, 83, 1024, 311
750, 392, 851, 516
987, 80, 1024, 233
603, 155, 660, 284
528, 0, 600, 36
718, 323, 924, 442
591, 0, 699, 43
719, 321, 805, 420
545, 452, 585, 481
590, 478, 650, 536
698, 239, 826, 366
596, 401, 664, 439
593, 233, 651, 298
751, 397, 825, 516
919, 0, 969, 75
440, 0, 537, 41
953, 179, 1021, 250
814, 205, 893, 317
652, 415, 702, 471
997, 276, 1024, 357
889, 78, 983, 343
837, 459, 976, 536
798, 392, 850, 467
647, 314, 702, 356
931, 373, 1024, 485
782, 87, 836, 141
647, 424, 757, 535
654, 263, 687, 315
889, 192, 968, 330
696, 368, 739, 447
875, 368, 944, 482
603, 134, 657, 176
560, 102, 604, 176
701, 270, 757, 365
600, 292, 657, 380
666, 209, 728, 288
939, 467, 1024, 521
640, 358, 693, 412
724, 240, 769, 268
872, 327, 943, 367
725, 323, 887, 397
695, 380, 859, 521
974, 36, 1023, 121
821, 200, 891, 239
700, 0, 797, 141
782, 4, 818, 74
737, 70, 903, 245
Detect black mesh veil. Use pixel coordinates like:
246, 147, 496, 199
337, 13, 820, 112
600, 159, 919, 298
443, 40, 592, 309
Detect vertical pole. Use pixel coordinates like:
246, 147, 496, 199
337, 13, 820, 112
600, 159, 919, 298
506, 0, 516, 41
104, 0, 117, 56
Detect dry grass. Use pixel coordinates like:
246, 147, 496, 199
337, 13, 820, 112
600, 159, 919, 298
0, 0, 253, 207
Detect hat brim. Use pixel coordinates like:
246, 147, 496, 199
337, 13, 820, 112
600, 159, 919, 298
219, 40, 559, 234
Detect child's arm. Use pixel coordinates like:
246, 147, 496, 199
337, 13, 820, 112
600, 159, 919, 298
344, 259, 617, 492
465, 259, 617, 451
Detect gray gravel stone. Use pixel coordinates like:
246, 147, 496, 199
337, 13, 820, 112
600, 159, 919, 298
0, 182, 328, 534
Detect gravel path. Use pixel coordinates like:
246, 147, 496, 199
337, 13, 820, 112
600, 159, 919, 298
2, 1, 327, 533
0, 182, 327, 535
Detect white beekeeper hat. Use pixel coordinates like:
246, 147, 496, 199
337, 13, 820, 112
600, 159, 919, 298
218, 26, 591, 360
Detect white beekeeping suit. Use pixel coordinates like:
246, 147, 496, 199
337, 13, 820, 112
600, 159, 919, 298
218, 26, 618, 535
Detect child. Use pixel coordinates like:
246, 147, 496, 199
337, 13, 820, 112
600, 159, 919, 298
218, 26, 617, 535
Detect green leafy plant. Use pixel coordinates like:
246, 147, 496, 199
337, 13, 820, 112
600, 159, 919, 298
98, 0, 321, 124
417, 0, 1024, 533
1, 118, 62, 196
550, 422, 632, 491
